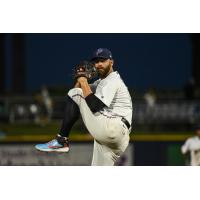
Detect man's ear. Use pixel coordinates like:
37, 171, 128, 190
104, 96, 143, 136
110, 59, 114, 67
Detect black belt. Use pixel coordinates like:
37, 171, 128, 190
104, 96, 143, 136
121, 117, 131, 129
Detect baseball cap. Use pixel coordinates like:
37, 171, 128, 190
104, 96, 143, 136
91, 48, 113, 61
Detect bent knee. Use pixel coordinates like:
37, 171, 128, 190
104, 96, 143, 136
68, 88, 83, 98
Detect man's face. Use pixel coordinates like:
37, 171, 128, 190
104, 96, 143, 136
93, 58, 113, 79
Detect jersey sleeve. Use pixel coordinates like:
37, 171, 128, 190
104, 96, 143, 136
94, 79, 118, 107
181, 139, 190, 154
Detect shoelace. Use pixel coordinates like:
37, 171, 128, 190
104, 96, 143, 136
47, 139, 57, 146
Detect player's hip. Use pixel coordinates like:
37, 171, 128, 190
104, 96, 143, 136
92, 116, 130, 149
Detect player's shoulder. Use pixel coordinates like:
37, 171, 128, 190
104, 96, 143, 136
97, 71, 126, 89
99, 71, 119, 84
186, 136, 198, 143
111, 71, 121, 79
109, 71, 125, 84
110, 71, 124, 87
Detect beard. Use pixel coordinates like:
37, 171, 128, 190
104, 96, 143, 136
98, 63, 112, 79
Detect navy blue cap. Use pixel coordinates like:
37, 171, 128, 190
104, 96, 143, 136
91, 48, 113, 61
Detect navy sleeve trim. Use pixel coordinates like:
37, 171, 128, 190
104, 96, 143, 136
85, 93, 106, 113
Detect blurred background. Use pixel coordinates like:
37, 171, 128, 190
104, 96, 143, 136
0, 33, 200, 166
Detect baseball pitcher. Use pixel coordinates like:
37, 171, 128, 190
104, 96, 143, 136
35, 48, 133, 166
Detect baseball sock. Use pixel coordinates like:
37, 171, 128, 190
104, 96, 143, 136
58, 95, 80, 138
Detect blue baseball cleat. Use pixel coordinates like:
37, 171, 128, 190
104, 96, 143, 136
35, 135, 69, 153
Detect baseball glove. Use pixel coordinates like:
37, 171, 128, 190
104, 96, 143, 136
73, 60, 98, 81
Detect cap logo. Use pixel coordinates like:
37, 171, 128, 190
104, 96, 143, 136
96, 48, 103, 55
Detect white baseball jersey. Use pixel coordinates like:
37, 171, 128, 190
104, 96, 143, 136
90, 71, 132, 126
68, 71, 132, 165
181, 136, 200, 166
